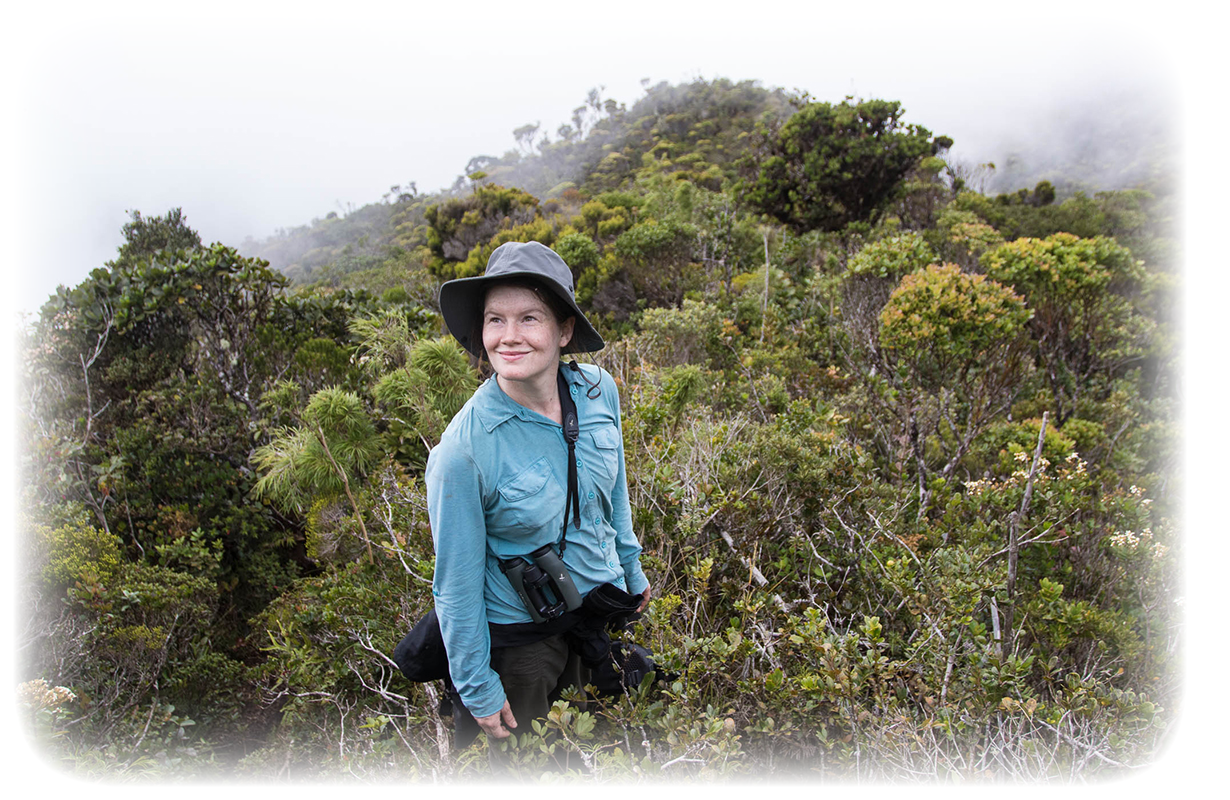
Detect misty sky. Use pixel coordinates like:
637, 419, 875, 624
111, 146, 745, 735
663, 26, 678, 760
3, 1, 1191, 319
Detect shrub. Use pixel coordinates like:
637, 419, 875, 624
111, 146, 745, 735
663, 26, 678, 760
32, 512, 122, 588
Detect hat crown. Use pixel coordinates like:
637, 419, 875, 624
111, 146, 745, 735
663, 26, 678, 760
486, 241, 574, 295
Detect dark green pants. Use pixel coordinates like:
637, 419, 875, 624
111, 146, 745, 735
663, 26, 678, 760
450, 633, 586, 771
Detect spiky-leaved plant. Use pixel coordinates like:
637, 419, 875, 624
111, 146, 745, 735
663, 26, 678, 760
252, 388, 382, 561
372, 336, 478, 460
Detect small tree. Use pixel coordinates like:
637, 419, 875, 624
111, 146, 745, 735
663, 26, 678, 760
981, 233, 1151, 424
838, 232, 939, 368
740, 97, 950, 234
553, 231, 600, 276
423, 183, 541, 278
109, 208, 202, 270
878, 263, 1033, 517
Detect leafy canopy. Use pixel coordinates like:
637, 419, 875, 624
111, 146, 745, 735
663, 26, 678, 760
110, 208, 203, 270
741, 98, 950, 234
880, 262, 1032, 389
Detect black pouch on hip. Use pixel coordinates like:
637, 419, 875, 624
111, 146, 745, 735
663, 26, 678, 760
391, 608, 449, 682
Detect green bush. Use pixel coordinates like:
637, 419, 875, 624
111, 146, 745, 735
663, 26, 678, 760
847, 232, 936, 279
32, 511, 122, 587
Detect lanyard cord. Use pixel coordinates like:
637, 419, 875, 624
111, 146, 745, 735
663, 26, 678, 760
557, 366, 581, 553
569, 358, 603, 399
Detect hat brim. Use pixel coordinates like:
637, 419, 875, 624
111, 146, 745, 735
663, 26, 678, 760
439, 271, 605, 357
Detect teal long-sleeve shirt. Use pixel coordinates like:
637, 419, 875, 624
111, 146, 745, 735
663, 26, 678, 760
425, 362, 648, 719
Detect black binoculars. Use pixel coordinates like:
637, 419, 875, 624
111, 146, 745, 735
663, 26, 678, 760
500, 543, 582, 624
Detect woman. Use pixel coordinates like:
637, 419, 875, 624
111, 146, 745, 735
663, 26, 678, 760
426, 241, 651, 748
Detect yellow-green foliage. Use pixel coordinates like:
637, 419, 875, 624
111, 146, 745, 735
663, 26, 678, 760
553, 231, 600, 272
457, 218, 555, 278
372, 335, 479, 455
880, 263, 1031, 375
111, 624, 169, 652
960, 418, 1079, 479
33, 513, 121, 587
424, 183, 541, 279
577, 199, 633, 241
575, 251, 620, 306
936, 207, 1005, 259
632, 299, 735, 368
982, 232, 1142, 297
304, 491, 395, 565
981, 232, 1154, 421
847, 231, 936, 278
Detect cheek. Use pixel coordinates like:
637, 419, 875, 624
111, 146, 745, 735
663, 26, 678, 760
481, 323, 500, 353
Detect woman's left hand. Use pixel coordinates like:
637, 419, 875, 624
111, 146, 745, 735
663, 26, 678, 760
636, 585, 652, 613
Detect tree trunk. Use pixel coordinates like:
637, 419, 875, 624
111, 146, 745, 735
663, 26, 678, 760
1003, 411, 1047, 657
761, 227, 771, 343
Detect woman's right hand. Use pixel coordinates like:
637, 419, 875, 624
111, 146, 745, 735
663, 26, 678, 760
475, 700, 517, 739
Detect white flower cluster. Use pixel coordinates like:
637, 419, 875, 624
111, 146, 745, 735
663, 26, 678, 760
17, 678, 76, 711
1011, 452, 1051, 482
1108, 527, 1155, 552
964, 478, 991, 496
961, 451, 1085, 499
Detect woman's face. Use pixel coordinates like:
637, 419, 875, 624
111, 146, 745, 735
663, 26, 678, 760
482, 285, 575, 389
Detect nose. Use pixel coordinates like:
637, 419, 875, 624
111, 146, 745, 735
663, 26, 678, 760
499, 320, 524, 343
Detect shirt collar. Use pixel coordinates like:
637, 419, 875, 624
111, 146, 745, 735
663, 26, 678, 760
471, 363, 588, 433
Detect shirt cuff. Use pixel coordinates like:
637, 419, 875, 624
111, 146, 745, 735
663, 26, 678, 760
622, 560, 649, 597
462, 676, 507, 719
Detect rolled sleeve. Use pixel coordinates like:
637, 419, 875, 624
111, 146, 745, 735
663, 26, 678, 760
426, 443, 506, 718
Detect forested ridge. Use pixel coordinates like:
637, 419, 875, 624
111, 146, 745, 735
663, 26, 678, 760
19, 77, 1179, 782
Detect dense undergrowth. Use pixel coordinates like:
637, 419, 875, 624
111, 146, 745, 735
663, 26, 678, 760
18, 78, 1178, 782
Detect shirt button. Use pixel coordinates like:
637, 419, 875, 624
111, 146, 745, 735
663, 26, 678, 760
570, 386, 577, 396
576, 459, 582, 468
594, 516, 601, 526
600, 542, 607, 550
607, 561, 615, 568
588, 491, 595, 499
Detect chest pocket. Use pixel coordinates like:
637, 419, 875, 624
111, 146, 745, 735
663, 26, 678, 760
489, 456, 566, 537
589, 425, 622, 486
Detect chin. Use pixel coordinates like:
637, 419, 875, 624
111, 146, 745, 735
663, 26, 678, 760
492, 359, 548, 383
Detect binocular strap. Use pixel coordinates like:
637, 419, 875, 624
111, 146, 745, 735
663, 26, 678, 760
557, 366, 581, 552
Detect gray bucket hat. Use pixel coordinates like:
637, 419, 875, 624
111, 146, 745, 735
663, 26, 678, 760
438, 241, 605, 357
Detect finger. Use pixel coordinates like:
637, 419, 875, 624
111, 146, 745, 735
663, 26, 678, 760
502, 705, 518, 731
